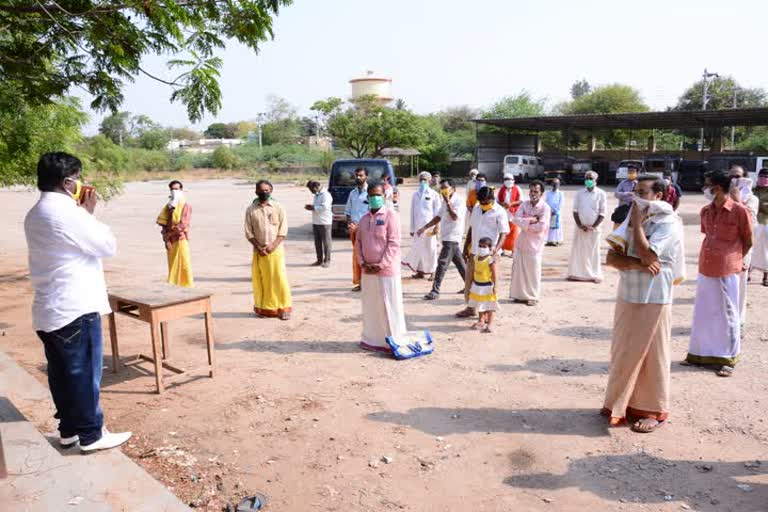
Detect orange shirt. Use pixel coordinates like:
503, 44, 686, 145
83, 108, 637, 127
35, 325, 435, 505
698, 197, 753, 277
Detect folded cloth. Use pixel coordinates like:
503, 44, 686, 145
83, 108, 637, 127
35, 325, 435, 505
386, 330, 434, 360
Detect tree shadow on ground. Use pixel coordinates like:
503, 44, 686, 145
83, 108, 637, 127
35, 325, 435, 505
366, 407, 609, 438
505, 452, 766, 510
194, 276, 250, 283
489, 358, 608, 377
217, 339, 365, 355
549, 326, 613, 340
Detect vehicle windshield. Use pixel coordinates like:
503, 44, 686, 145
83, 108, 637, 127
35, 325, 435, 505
646, 160, 665, 171
618, 160, 642, 168
330, 162, 389, 187
505, 156, 519, 164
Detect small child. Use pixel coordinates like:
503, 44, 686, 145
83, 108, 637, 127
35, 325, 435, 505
467, 237, 499, 333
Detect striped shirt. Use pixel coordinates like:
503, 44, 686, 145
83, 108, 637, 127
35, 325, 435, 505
616, 219, 679, 304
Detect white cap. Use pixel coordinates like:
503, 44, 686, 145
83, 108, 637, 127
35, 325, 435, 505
418, 171, 431, 180
469, 169, 479, 177
503, 173, 514, 181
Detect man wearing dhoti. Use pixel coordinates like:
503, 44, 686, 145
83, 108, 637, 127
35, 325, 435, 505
603, 176, 684, 433
509, 181, 551, 306
567, 171, 607, 283
404, 171, 441, 279
545, 178, 564, 246
245, 180, 292, 320
157, 180, 194, 287
686, 171, 753, 377
728, 165, 759, 326
498, 174, 522, 257
456, 186, 509, 318
357, 184, 425, 352
750, 168, 768, 287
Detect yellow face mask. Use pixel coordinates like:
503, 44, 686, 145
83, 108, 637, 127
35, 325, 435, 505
480, 202, 493, 212
440, 188, 451, 197
65, 178, 83, 202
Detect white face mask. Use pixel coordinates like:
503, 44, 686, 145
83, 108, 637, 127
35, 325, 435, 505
633, 196, 651, 212
477, 247, 491, 257
703, 187, 715, 201
504, 180, 514, 188
168, 189, 184, 206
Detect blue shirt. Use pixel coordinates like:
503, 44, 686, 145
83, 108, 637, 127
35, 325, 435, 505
615, 179, 637, 207
617, 219, 679, 304
345, 185, 369, 224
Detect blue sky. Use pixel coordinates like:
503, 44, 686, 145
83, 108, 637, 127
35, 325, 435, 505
77, 0, 768, 133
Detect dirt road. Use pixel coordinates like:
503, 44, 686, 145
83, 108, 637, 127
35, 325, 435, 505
1, 179, 766, 511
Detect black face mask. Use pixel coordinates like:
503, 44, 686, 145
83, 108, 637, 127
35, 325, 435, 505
256, 191, 270, 202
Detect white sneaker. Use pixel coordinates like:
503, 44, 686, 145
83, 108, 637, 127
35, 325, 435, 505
80, 428, 132, 453
60, 434, 79, 448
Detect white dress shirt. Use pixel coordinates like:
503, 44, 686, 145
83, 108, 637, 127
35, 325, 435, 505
24, 192, 116, 333
469, 202, 510, 254
410, 186, 441, 234
312, 189, 333, 225
438, 192, 466, 243
573, 187, 607, 228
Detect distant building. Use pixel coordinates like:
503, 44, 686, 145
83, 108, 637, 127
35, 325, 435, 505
167, 138, 244, 154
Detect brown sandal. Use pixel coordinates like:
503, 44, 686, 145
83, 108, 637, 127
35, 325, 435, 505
630, 418, 665, 433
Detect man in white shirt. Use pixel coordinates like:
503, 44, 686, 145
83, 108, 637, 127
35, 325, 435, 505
305, 180, 333, 268
404, 171, 441, 279
567, 171, 607, 283
417, 178, 466, 300
456, 186, 510, 317
24, 152, 131, 453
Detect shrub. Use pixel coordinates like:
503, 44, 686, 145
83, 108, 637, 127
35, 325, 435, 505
212, 146, 239, 169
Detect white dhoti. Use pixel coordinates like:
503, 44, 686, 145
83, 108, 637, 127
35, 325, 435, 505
739, 251, 752, 325
509, 249, 542, 301
360, 273, 408, 352
752, 224, 768, 272
567, 228, 602, 281
403, 233, 438, 273
686, 273, 741, 367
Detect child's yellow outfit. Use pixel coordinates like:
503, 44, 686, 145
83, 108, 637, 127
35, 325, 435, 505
467, 255, 499, 312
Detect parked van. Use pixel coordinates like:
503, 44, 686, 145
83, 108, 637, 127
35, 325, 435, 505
707, 153, 768, 182
615, 159, 645, 181
645, 155, 682, 182
328, 159, 396, 236
677, 160, 708, 191
503, 155, 544, 181
569, 159, 593, 184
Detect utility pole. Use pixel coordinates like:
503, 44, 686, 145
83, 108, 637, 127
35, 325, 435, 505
731, 87, 738, 149
256, 112, 265, 149
700, 68, 719, 152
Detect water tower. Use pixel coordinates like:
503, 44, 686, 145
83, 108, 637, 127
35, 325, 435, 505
349, 71, 392, 105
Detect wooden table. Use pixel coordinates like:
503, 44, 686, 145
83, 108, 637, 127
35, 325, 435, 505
107, 284, 216, 394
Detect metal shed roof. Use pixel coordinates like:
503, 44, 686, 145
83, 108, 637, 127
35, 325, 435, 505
474, 108, 768, 131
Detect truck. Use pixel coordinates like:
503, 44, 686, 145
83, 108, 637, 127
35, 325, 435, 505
328, 158, 397, 236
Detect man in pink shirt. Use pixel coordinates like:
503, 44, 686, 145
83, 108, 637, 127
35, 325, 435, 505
355, 183, 407, 352
509, 180, 551, 306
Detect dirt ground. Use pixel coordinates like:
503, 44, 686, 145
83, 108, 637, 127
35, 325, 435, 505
1, 179, 767, 512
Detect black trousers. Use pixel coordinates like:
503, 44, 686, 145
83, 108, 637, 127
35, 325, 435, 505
313, 224, 332, 263
430, 241, 466, 294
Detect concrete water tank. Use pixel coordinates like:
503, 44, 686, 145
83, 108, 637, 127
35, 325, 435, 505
349, 71, 392, 104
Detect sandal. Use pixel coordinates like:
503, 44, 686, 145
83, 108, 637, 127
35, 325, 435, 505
471, 321, 484, 330
481, 325, 492, 334
630, 418, 665, 433
526, 300, 537, 307
716, 365, 734, 377
455, 308, 476, 318
763, 276, 768, 287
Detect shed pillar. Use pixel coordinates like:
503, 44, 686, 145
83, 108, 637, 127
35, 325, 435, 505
647, 134, 657, 153
588, 133, 597, 153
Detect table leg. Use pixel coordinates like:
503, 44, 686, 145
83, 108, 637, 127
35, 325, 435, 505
204, 300, 216, 378
108, 312, 119, 373
150, 318, 164, 394
160, 322, 170, 360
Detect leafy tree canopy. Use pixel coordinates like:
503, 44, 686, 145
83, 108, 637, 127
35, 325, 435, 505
570, 79, 592, 99
483, 91, 547, 119
0, 0, 292, 122
674, 75, 767, 111
563, 84, 649, 115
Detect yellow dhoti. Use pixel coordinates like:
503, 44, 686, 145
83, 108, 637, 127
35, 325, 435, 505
167, 239, 194, 287
252, 245, 292, 316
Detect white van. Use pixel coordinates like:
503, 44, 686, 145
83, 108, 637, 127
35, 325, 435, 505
503, 155, 544, 181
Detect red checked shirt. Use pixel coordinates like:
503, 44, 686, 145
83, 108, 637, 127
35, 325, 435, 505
698, 197, 753, 277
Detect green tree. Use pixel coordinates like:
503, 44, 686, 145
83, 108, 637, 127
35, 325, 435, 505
99, 111, 132, 146
570, 79, 592, 99
483, 91, 547, 119
0, 90, 87, 187
435, 106, 479, 133
0, 0, 292, 122
564, 84, 648, 115
205, 122, 236, 139
170, 127, 203, 141
317, 95, 425, 158
137, 127, 172, 151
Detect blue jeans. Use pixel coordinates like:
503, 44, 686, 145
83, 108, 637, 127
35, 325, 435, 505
37, 313, 104, 445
